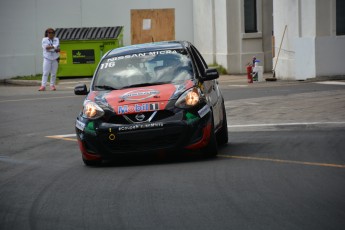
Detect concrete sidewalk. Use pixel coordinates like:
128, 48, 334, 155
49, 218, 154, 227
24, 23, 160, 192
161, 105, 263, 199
217, 73, 315, 89
226, 88, 345, 131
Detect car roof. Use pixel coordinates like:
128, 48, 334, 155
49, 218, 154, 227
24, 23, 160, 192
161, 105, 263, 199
105, 41, 190, 58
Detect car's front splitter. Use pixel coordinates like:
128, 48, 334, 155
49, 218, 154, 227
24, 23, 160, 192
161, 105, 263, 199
75, 112, 212, 159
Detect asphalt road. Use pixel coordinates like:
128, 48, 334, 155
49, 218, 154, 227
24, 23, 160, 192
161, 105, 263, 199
0, 77, 345, 230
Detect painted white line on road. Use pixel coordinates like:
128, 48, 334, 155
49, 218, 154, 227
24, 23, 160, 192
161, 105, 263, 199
59, 80, 91, 85
51, 134, 76, 138
228, 85, 248, 87
315, 81, 345, 85
228, 121, 345, 128
0, 95, 77, 103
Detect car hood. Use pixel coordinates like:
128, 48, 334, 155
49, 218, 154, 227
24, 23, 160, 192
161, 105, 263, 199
87, 80, 194, 115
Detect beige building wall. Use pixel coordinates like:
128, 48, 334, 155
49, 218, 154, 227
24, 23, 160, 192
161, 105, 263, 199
193, 0, 273, 74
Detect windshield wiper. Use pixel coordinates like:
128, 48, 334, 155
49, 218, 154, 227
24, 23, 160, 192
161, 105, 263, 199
120, 82, 170, 89
94, 85, 118, 90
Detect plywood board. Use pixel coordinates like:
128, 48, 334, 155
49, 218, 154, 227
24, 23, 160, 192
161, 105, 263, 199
131, 9, 175, 44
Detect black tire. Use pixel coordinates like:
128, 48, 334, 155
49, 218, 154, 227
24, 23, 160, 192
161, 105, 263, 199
217, 102, 228, 145
82, 158, 102, 167
202, 116, 218, 157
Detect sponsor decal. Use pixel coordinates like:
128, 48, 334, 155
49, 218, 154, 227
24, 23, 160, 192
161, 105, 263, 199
76, 120, 85, 131
121, 89, 159, 101
72, 49, 95, 64
84, 121, 96, 135
185, 112, 199, 124
198, 105, 210, 118
100, 50, 180, 70
59, 51, 67, 64
118, 122, 164, 132
118, 103, 159, 114
107, 50, 178, 62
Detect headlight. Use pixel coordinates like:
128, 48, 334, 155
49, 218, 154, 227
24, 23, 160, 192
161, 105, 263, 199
175, 88, 201, 108
82, 100, 104, 119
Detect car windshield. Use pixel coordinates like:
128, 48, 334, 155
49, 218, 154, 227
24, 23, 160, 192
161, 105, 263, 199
93, 49, 194, 90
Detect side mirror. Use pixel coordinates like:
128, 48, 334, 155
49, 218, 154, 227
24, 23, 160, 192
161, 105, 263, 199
74, 84, 88, 95
202, 68, 219, 81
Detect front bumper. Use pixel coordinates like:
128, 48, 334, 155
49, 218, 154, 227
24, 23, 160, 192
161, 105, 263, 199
75, 110, 212, 159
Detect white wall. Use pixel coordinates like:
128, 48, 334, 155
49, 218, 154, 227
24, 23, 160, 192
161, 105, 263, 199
272, 0, 299, 80
274, 0, 345, 80
315, 36, 345, 77
193, 0, 215, 65
0, 0, 37, 77
215, 0, 231, 70
194, 0, 273, 74
295, 37, 316, 80
0, 0, 193, 79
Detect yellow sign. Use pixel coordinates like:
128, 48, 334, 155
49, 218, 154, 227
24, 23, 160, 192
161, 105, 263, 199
59, 51, 67, 64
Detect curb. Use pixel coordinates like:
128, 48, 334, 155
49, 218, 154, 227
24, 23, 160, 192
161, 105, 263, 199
0, 79, 41, 86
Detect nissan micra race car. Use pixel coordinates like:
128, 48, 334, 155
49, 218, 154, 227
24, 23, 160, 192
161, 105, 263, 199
74, 41, 228, 166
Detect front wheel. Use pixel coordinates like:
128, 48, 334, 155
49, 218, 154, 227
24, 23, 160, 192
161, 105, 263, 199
82, 158, 102, 167
217, 102, 228, 145
202, 117, 218, 158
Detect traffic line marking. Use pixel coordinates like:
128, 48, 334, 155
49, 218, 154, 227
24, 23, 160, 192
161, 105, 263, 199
219, 155, 345, 169
228, 85, 248, 87
58, 80, 91, 85
46, 134, 77, 142
228, 121, 345, 128
315, 81, 345, 86
0, 95, 77, 103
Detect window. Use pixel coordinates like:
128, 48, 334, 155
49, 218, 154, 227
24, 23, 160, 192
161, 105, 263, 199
336, 0, 345, 35
189, 45, 208, 77
244, 0, 257, 33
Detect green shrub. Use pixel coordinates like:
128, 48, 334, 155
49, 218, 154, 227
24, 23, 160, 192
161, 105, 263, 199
208, 64, 227, 75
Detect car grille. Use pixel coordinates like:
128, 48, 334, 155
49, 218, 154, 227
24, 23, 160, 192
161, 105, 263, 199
106, 110, 175, 124
101, 126, 185, 153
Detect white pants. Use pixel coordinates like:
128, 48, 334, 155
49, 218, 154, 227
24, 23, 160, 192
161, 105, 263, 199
42, 58, 58, 86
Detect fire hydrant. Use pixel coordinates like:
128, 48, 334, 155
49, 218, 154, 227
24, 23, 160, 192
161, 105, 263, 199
246, 65, 253, 83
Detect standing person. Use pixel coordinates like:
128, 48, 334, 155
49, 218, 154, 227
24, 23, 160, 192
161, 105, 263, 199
39, 28, 60, 91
